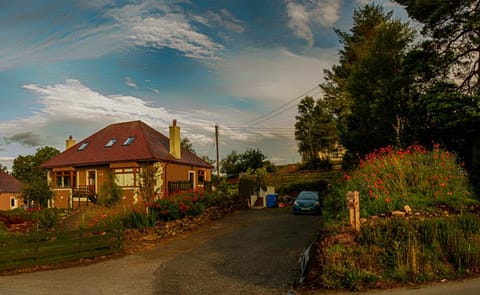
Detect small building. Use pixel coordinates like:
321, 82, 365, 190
0, 170, 23, 210
41, 120, 214, 209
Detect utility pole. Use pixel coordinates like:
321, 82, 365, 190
215, 124, 220, 181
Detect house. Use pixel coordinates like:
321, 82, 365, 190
0, 170, 23, 210
41, 120, 214, 209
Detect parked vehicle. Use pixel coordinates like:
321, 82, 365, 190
293, 191, 321, 215
25, 204, 41, 213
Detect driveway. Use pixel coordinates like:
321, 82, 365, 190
0, 208, 321, 295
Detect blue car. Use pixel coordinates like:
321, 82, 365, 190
293, 191, 321, 215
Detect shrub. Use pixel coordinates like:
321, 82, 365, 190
299, 157, 333, 171
36, 208, 59, 230
317, 214, 480, 289
127, 208, 158, 230
97, 171, 122, 207
341, 144, 477, 217
278, 180, 328, 197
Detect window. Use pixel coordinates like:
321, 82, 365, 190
54, 171, 76, 188
198, 170, 205, 185
114, 168, 139, 187
78, 142, 89, 151
123, 137, 135, 146
105, 138, 117, 148
10, 198, 16, 209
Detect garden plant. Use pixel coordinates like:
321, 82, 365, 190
314, 144, 480, 291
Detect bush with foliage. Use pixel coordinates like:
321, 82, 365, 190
278, 180, 329, 198
97, 171, 123, 207
36, 208, 59, 231
340, 145, 477, 217
318, 214, 480, 290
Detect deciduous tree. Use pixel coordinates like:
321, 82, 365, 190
12, 146, 60, 206
295, 96, 338, 162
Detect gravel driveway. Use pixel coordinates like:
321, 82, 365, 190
0, 208, 321, 295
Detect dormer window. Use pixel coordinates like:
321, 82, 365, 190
78, 142, 89, 151
105, 138, 117, 148
123, 137, 135, 146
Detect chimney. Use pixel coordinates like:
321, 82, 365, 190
169, 120, 181, 159
65, 135, 76, 150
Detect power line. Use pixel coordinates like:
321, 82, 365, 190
246, 89, 323, 126
240, 85, 321, 127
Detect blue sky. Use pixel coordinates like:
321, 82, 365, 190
0, 0, 410, 170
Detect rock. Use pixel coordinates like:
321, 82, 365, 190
404, 205, 412, 215
392, 211, 406, 217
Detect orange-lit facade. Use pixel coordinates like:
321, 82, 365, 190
42, 120, 213, 209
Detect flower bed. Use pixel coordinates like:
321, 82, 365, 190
340, 144, 477, 217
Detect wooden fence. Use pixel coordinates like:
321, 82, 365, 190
0, 225, 123, 272
168, 180, 193, 194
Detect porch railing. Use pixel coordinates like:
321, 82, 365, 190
168, 181, 193, 194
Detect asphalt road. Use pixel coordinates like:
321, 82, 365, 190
0, 208, 321, 295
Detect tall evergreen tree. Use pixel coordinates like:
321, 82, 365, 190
321, 4, 414, 163
395, 0, 480, 94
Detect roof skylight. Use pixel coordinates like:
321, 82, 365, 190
123, 137, 135, 146
105, 138, 117, 148
78, 142, 89, 151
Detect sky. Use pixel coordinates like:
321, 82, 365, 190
0, 0, 411, 170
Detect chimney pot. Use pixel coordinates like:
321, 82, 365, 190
173, 119, 177, 126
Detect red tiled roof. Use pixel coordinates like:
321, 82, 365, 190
41, 120, 214, 169
0, 170, 23, 193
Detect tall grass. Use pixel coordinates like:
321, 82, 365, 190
318, 214, 480, 290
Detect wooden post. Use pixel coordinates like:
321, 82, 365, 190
353, 191, 360, 231
347, 192, 355, 229
347, 191, 361, 231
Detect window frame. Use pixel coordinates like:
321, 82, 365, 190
113, 167, 139, 187
54, 171, 76, 188
78, 142, 89, 151
105, 138, 117, 148
122, 137, 135, 146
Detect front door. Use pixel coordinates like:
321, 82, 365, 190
88, 170, 96, 196
189, 171, 195, 189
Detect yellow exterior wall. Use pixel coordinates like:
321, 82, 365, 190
52, 189, 71, 209
0, 193, 23, 211
48, 162, 212, 209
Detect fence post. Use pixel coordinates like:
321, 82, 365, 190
347, 191, 361, 231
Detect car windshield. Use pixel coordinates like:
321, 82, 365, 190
297, 192, 318, 200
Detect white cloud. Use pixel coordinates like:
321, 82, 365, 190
285, 0, 341, 47
107, 1, 224, 61
192, 9, 245, 34
124, 77, 137, 88
1, 79, 287, 158
216, 48, 336, 104
0, 1, 225, 71
147, 87, 160, 94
